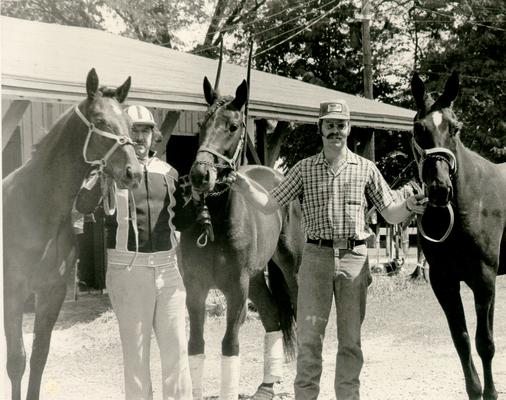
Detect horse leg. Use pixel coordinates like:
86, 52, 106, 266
431, 278, 482, 399
248, 272, 283, 400
473, 279, 497, 400
184, 276, 209, 400
220, 281, 248, 400
26, 283, 66, 400
4, 283, 28, 400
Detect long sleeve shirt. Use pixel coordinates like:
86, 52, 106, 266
75, 157, 194, 253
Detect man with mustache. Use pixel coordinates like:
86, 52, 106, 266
228, 99, 427, 400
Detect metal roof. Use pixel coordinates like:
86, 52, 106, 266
1, 16, 415, 130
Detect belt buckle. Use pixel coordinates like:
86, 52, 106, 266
333, 238, 347, 249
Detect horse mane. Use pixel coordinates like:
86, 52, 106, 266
31, 107, 74, 160
32, 87, 119, 159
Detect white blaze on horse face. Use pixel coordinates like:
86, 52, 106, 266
431, 111, 444, 131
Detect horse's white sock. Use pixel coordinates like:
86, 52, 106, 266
189, 354, 205, 400
263, 330, 284, 384
220, 355, 240, 400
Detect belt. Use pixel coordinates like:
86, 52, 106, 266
107, 249, 177, 267
306, 238, 366, 249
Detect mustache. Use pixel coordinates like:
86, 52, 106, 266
324, 133, 346, 140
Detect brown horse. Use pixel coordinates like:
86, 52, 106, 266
411, 71, 506, 400
3, 68, 142, 400
180, 77, 303, 399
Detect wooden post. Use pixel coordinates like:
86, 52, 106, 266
153, 110, 180, 156
360, 0, 375, 162
265, 121, 291, 168
2, 100, 30, 150
255, 119, 268, 165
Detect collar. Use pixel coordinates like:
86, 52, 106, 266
314, 148, 359, 166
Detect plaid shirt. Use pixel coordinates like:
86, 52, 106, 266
272, 149, 395, 240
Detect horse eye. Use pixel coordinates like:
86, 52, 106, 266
229, 124, 238, 133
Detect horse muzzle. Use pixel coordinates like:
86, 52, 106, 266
426, 181, 453, 207
190, 163, 217, 193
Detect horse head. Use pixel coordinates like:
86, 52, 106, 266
410, 71, 461, 207
190, 77, 248, 194
78, 68, 142, 189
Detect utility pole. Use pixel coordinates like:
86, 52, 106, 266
360, 0, 375, 161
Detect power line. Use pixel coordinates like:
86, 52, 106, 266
255, 0, 339, 43
253, 2, 341, 58
418, 70, 506, 83
192, 0, 339, 56
200, 0, 321, 42
416, 5, 506, 32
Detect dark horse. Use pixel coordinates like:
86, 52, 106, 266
411, 71, 506, 400
180, 77, 303, 399
3, 68, 142, 400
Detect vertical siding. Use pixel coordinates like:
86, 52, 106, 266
11, 103, 201, 166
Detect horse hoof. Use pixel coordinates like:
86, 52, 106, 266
252, 384, 275, 400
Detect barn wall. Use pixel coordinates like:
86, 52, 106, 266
3, 101, 204, 173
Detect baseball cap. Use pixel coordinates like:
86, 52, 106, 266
319, 100, 350, 120
125, 105, 156, 127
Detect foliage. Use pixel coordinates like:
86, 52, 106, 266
410, 0, 506, 162
278, 124, 322, 170
1, 0, 107, 28
1, 0, 207, 49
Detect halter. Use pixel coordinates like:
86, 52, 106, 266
74, 105, 134, 172
411, 137, 457, 183
411, 136, 457, 243
192, 100, 246, 247
195, 99, 246, 185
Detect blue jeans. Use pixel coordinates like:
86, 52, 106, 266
294, 242, 371, 400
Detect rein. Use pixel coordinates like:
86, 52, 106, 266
411, 136, 457, 243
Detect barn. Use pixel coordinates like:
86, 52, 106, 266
1, 16, 416, 290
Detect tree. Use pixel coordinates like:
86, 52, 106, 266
1, 0, 207, 49
1, 0, 107, 29
409, 0, 506, 162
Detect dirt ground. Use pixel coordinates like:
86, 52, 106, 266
4, 270, 506, 400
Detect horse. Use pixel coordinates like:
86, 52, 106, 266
179, 77, 304, 400
410, 71, 506, 400
3, 68, 143, 400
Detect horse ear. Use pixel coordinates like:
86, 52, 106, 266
411, 72, 426, 111
115, 76, 131, 103
86, 68, 99, 100
436, 71, 459, 108
231, 80, 248, 111
203, 76, 217, 105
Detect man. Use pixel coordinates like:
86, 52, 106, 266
76, 105, 193, 400
228, 99, 427, 400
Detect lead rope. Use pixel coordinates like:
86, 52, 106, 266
196, 197, 214, 248
127, 190, 139, 270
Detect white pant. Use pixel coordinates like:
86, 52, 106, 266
106, 250, 192, 400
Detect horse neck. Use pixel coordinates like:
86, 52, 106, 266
453, 137, 489, 202
24, 112, 90, 218
206, 190, 233, 220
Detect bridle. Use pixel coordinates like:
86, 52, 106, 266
74, 105, 134, 172
411, 124, 459, 243
194, 99, 246, 196
75, 104, 135, 216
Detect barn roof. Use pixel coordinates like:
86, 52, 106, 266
1, 16, 415, 130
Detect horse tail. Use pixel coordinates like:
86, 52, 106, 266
267, 259, 296, 360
